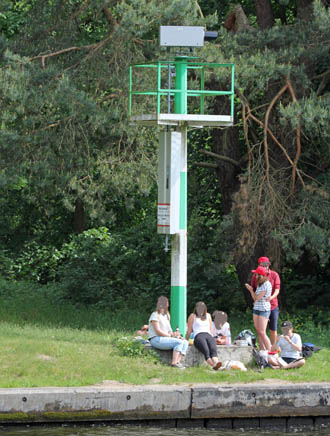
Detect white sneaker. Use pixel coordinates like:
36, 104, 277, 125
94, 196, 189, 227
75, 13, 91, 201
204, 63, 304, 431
171, 363, 186, 369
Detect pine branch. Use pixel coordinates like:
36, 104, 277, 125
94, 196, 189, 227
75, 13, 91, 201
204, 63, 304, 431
264, 83, 289, 186
30, 30, 115, 69
192, 162, 218, 169
238, 92, 253, 183
30, 44, 98, 68
305, 185, 330, 199
286, 78, 302, 198
195, 1, 204, 18
312, 69, 330, 80
200, 149, 241, 167
316, 76, 329, 96
248, 111, 305, 189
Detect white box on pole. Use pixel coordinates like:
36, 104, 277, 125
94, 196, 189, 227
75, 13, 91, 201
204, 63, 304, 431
157, 131, 181, 234
160, 26, 205, 47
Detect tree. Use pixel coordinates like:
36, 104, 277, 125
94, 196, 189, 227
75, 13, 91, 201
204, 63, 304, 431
255, 0, 274, 29
0, 0, 213, 233
1, 0, 329, 314
195, 0, 330, 305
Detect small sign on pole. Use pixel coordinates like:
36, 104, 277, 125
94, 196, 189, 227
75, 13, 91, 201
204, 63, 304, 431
157, 203, 170, 228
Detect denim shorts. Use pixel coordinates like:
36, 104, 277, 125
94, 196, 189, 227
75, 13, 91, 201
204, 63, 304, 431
269, 306, 279, 331
282, 357, 301, 364
149, 336, 189, 355
253, 309, 271, 319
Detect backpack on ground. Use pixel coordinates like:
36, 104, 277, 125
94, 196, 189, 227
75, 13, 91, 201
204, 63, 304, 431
302, 342, 322, 358
252, 348, 272, 370
235, 329, 256, 347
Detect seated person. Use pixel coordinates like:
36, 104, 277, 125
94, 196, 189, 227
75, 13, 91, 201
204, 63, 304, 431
148, 296, 188, 369
186, 302, 221, 370
268, 320, 305, 370
136, 324, 149, 336
212, 311, 231, 345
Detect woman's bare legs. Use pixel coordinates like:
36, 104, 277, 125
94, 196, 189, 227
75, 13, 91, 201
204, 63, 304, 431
205, 357, 218, 367
283, 358, 305, 369
171, 350, 182, 365
253, 314, 271, 350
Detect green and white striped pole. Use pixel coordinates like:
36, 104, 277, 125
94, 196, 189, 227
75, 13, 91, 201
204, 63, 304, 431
170, 56, 188, 336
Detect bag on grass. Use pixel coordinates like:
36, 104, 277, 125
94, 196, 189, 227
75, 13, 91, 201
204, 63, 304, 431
252, 348, 271, 370
302, 342, 322, 358
235, 329, 256, 347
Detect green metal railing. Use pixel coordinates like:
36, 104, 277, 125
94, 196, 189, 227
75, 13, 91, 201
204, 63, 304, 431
129, 59, 235, 119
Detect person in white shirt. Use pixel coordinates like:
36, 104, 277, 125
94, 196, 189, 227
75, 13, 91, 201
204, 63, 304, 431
245, 265, 272, 351
148, 296, 188, 369
212, 311, 231, 345
268, 320, 305, 369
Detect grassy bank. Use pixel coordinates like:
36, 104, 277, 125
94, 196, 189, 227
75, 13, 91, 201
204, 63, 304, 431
0, 280, 329, 387
0, 319, 329, 388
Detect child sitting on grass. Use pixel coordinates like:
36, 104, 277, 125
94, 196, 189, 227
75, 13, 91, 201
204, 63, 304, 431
268, 320, 305, 369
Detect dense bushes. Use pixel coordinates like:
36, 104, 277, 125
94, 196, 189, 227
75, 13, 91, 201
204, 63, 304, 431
51, 219, 243, 314
0, 211, 244, 314
1, 214, 329, 320
55, 224, 170, 312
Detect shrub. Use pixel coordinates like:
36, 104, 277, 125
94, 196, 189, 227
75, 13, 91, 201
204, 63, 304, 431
55, 224, 170, 311
111, 336, 159, 363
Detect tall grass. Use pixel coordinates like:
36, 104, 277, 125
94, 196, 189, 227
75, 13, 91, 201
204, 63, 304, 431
0, 278, 147, 331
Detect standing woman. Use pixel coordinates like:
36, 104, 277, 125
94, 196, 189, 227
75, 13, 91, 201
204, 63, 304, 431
245, 266, 272, 351
186, 301, 221, 369
148, 296, 188, 369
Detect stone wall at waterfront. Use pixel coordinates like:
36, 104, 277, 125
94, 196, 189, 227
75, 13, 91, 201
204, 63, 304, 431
0, 383, 329, 427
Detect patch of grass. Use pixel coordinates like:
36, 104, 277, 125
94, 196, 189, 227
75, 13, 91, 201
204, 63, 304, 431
3, 323, 328, 387
0, 282, 329, 387
0, 317, 328, 387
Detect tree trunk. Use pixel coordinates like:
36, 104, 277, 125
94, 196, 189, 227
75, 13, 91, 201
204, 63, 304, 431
236, 262, 255, 309
73, 198, 85, 233
212, 126, 241, 215
255, 0, 274, 29
296, 0, 314, 21
224, 5, 255, 32
278, 4, 287, 25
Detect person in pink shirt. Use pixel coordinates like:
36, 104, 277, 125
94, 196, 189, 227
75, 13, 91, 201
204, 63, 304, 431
248, 256, 280, 345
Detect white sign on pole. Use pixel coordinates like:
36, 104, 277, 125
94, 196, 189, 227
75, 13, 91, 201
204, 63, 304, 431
157, 203, 170, 227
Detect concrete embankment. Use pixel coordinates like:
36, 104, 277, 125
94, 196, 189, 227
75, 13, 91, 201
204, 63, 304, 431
0, 383, 329, 430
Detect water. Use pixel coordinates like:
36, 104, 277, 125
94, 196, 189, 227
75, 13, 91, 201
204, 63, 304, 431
0, 425, 329, 436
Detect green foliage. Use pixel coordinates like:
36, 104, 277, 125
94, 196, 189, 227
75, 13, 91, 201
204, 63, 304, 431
273, 174, 330, 266
282, 267, 330, 314
11, 241, 62, 282
0, 0, 34, 38
187, 210, 244, 314
54, 221, 170, 311
0, 0, 211, 227
111, 336, 159, 363
0, 0, 329, 317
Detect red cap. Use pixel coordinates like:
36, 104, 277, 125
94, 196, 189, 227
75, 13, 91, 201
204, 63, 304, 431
258, 256, 270, 265
251, 266, 268, 276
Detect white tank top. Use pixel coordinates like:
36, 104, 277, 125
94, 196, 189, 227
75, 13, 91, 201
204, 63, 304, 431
192, 314, 211, 336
